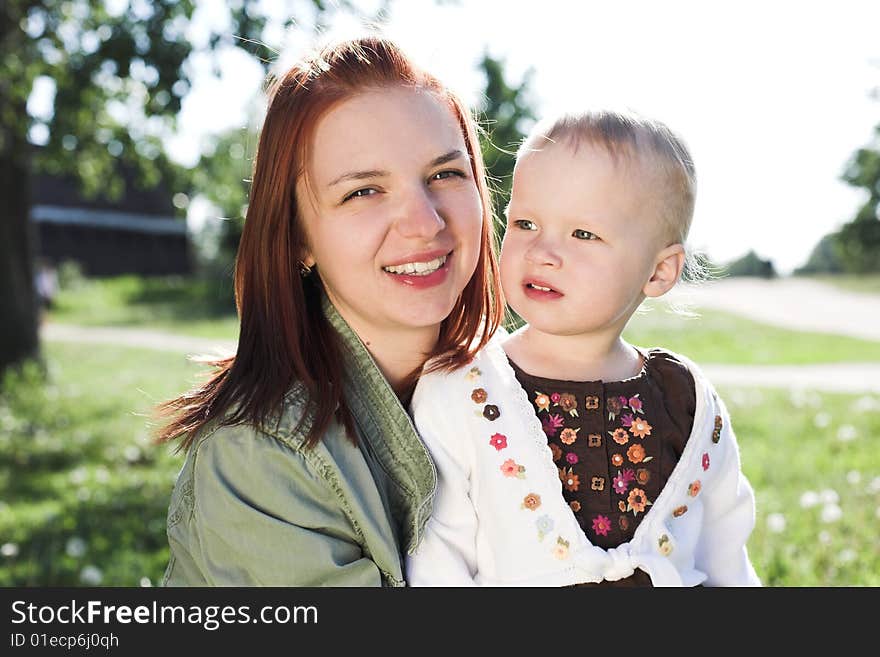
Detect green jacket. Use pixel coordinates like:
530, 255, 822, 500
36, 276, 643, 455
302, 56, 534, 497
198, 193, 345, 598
161, 296, 437, 586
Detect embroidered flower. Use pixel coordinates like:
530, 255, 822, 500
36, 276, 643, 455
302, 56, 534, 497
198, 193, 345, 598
688, 480, 702, 497
559, 393, 578, 417
611, 453, 624, 467
550, 392, 561, 404
673, 505, 688, 518
635, 468, 651, 485
657, 534, 673, 556
559, 427, 579, 445
702, 452, 710, 471
606, 395, 622, 419
536, 514, 554, 539
590, 476, 605, 491
501, 458, 526, 479
553, 537, 570, 560
610, 428, 629, 445
465, 367, 481, 382
542, 413, 564, 438
628, 394, 644, 414
627, 488, 652, 515
550, 443, 563, 461
489, 433, 507, 451
620, 413, 634, 428
483, 404, 500, 421
612, 468, 635, 495
618, 500, 627, 513
522, 493, 542, 511
627, 443, 646, 464
534, 392, 551, 412
570, 500, 581, 513
565, 452, 578, 465
587, 433, 602, 447
629, 417, 652, 439
585, 395, 600, 410
471, 388, 488, 404
712, 415, 723, 443
560, 468, 580, 492
619, 515, 630, 531
592, 515, 612, 537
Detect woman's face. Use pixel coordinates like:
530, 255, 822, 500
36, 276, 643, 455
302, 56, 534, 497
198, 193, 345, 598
297, 86, 483, 341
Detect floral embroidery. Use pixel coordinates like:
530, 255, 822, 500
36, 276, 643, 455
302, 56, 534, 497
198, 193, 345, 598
570, 500, 581, 513
627, 487, 652, 516
553, 537, 570, 560
536, 515, 554, 540
534, 392, 551, 412
635, 468, 650, 485
611, 453, 624, 467
559, 427, 579, 445
550, 444, 563, 461
620, 413, 633, 428
590, 476, 605, 491
712, 415, 723, 443
542, 413, 564, 438
657, 534, 673, 556
629, 417, 652, 439
612, 468, 635, 495
628, 394, 644, 414
560, 468, 580, 492
619, 515, 630, 531
606, 395, 622, 419
618, 500, 627, 513
471, 388, 487, 404
610, 428, 629, 445
550, 392, 561, 403
673, 505, 688, 517
522, 493, 542, 511
565, 452, 578, 465
702, 452, 710, 471
627, 444, 646, 464
587, 433, 602, 447
489, 433, 508, 451
501, 458, 526, 479
558, 392, 579, 417
465, 367, 481, 382
592, 515, 612, 537
688, 480, 702, 497
483, 405, 500, 421
585, 395, 600, 410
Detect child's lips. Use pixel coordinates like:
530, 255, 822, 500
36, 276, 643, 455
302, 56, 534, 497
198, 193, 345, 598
523, 279, 563, 300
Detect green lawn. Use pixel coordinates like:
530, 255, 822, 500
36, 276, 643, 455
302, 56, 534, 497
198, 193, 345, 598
802, 274, 880, 295
1, 340, 878, 586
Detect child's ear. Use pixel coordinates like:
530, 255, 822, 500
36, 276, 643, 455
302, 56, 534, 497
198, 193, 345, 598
643, 243, 685, 298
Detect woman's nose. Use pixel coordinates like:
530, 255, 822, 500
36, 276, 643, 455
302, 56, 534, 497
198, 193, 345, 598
395, 186, 446, 240
524, 235, 562, 268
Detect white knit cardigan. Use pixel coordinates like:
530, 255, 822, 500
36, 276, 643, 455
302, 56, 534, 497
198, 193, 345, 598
406, 332, 761, 587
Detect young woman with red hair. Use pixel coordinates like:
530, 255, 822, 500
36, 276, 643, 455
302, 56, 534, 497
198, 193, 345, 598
155, 36, 503, 586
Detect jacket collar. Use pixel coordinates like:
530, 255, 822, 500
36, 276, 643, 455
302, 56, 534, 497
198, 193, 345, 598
321, 293, 437, 555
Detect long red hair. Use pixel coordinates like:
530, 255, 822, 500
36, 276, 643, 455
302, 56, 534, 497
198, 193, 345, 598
154, 36, 503, 451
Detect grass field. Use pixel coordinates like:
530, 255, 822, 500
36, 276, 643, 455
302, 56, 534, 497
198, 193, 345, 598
3, 273, 876, 586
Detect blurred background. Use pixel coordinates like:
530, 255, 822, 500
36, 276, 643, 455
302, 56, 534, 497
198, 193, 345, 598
1, 0, 879, 586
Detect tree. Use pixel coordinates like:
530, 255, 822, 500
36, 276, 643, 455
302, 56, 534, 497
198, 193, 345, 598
0, 0, 380, 374
794, 232, 844, 275
836, 123, 880, 273
724, 250, 777, 278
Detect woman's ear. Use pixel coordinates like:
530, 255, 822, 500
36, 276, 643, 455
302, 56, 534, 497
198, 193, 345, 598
643, 243, 685, 298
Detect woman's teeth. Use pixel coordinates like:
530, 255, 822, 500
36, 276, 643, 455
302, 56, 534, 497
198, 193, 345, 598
383, 254, 447, 276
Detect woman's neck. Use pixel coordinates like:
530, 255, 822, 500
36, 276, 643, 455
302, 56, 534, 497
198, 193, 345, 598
352, 322, 440, 397
504, 325, 642, 383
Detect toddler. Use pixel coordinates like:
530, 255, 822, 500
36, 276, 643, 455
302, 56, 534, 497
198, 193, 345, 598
406, 109, 761, 586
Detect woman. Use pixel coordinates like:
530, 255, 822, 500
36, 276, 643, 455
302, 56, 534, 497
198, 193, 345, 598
155, 36, 503, 586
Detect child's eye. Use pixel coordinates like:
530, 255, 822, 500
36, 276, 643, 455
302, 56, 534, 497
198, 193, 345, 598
573, 228, 598, 241
513, 219, 537, 231
430, 169, 466, 182
342, 187, 378, 203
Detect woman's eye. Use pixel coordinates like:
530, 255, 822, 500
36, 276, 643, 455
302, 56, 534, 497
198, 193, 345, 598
513, 219, 537, 231
430, 169, 465, 182
573, 228, 598, 240
343, 188, 377, 202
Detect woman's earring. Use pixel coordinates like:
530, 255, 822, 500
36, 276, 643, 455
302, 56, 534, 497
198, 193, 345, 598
298, 261, 313, 278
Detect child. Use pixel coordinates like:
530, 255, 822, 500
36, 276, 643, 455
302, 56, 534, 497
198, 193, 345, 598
406, 109, 761, 587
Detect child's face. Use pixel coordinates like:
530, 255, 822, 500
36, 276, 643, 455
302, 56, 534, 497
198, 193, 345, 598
501, 142, 668, 339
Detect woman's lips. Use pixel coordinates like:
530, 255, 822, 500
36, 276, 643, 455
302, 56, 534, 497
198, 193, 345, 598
382, 251, 453, 289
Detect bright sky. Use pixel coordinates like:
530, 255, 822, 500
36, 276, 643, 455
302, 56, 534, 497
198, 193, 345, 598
167, 0, 880, 274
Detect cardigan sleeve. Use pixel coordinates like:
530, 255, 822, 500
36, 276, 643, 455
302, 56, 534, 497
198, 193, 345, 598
693, 390, 762, 586
405, 372, 479, 586
163, 423, 383, 587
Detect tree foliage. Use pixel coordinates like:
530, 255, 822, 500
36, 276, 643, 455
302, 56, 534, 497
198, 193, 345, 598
724, 250, 778, 278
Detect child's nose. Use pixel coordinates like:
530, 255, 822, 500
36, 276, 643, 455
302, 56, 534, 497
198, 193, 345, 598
524, 235, 562, 268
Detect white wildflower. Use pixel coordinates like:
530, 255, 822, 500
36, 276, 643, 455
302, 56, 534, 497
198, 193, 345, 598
820, 504, 842, 523
836, 425, 857, 442
766, 513, 786, 533
813, 412, 831, 428
846, 471, 861, 485
65, 537, 87, 558
1, 543, 19, 558
799, 491, 820, 508
139, 577, 152, 587
79, 565, 103, 585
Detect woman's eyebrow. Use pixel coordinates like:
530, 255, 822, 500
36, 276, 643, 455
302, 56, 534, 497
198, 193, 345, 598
431, 149, 468, 167
327, 150, 468, 188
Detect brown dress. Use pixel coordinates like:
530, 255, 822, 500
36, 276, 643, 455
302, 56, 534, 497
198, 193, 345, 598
509, 348, 696, 587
